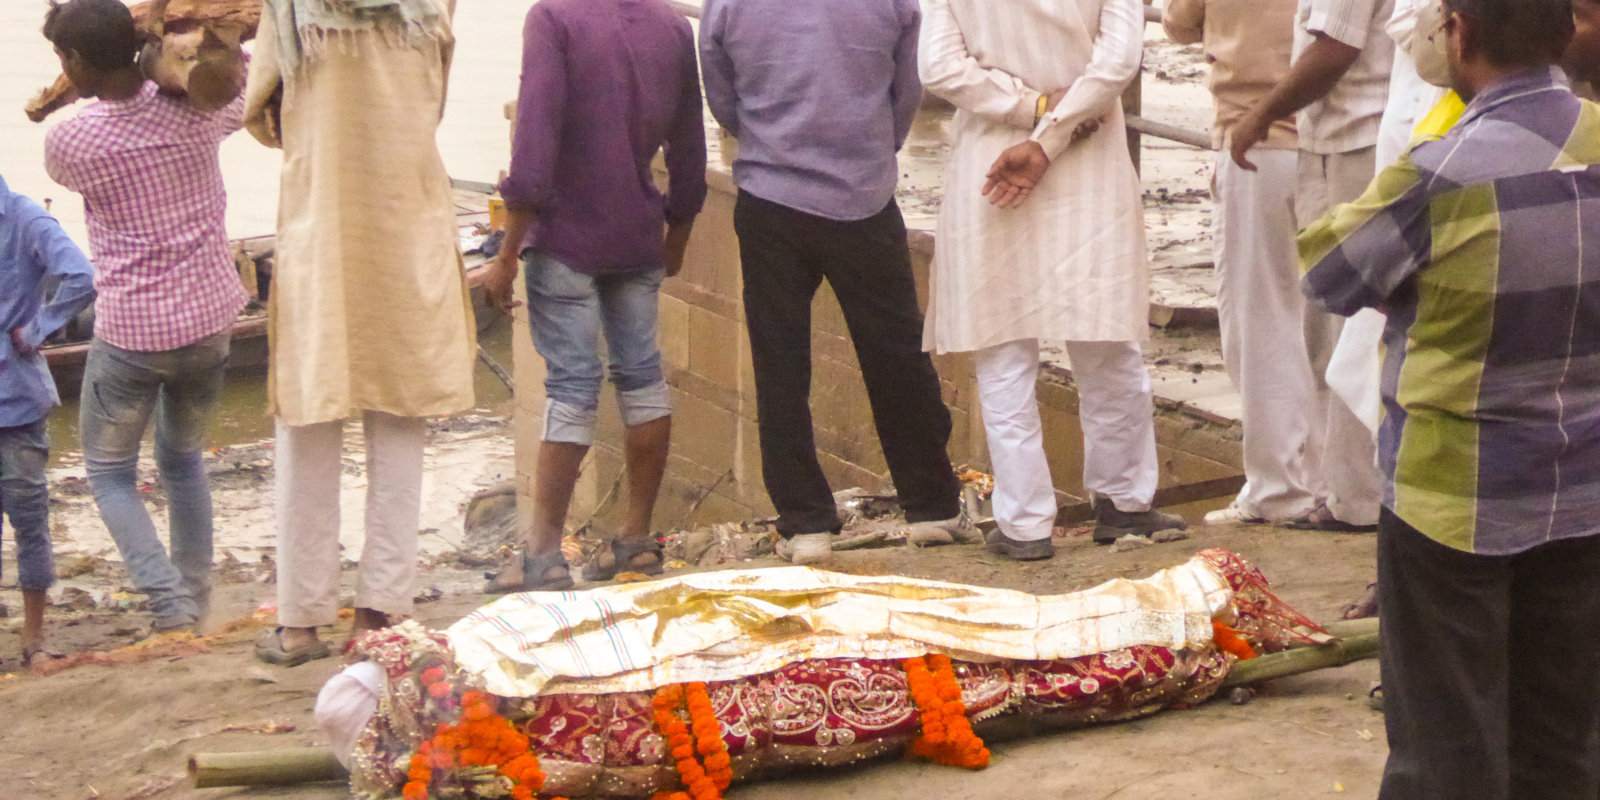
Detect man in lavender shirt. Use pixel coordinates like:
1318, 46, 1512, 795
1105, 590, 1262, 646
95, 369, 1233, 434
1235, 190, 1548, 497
482, 0, 707, 592
701, 0, 970, 565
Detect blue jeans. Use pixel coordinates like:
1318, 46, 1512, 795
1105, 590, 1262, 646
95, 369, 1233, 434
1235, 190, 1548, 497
80, 332, 229, 627
524, 253, 670, 445
0, 419, 51, 592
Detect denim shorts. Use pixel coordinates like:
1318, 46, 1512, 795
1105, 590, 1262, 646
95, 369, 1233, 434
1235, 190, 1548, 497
524, 252, 671, 445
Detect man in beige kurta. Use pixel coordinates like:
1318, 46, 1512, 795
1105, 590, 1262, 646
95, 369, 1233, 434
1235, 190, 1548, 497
920, 0, 1183, 560
243, 0, 476, 665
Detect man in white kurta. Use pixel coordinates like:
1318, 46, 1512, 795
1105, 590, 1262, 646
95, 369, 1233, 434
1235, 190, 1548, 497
919, 0, 1184, 560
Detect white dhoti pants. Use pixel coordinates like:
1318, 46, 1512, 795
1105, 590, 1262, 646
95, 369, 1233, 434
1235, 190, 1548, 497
1214, 149, 1320, 521
975, 339, 1159, 542
275, 411, 426, 628
1296, 148, 1384, 527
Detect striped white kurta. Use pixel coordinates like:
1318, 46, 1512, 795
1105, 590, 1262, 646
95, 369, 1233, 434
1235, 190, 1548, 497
920, 0, 1149, 354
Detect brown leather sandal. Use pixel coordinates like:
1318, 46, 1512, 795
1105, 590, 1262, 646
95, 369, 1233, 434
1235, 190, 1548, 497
484, 550, 575, 594
582, 536, 665, 583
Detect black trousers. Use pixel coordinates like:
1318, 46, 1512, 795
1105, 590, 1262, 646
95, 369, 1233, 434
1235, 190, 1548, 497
1377, 508, 1600, 800
733, 191, 960, 536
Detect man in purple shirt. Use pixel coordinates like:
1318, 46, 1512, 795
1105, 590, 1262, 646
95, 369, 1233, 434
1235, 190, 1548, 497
701, 0, 970, 565
483, 0, 707, 592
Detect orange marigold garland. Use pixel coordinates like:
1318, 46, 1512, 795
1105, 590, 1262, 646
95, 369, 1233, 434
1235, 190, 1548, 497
651, 683, 725, 800
904, 655, 990, 770
685, 683, 734, 790
1212, 619, 1259, 661
402, 678, 569, 800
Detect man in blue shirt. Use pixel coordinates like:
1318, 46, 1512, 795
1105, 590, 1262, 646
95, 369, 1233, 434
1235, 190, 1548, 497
701, 0, 970, 565
0, 175, 96, 666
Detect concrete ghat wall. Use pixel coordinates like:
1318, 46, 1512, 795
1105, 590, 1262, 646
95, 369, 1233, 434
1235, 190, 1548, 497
511, 167, 1242, 538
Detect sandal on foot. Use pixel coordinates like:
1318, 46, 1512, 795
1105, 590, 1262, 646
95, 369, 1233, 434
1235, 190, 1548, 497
583, 536, 665, 583
254, 628, 333, 667
21, 645, 66, 668
484, 550, 575, 594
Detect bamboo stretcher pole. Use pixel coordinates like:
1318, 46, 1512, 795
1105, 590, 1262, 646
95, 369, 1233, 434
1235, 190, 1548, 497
189, 748, 348, 788
1222, 630, 1381, 689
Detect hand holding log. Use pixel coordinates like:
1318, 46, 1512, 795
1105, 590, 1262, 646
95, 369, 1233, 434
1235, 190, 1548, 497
25, 0, 260, 122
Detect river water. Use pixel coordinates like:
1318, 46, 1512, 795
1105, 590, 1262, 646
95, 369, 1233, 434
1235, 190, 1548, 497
0, 1, 533, 455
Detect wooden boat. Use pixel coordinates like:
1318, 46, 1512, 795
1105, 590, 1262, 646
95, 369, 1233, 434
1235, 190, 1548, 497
45, 185, 503, 397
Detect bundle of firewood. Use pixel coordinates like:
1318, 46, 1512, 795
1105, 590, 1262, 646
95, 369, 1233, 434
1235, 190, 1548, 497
26, 0, 262, 122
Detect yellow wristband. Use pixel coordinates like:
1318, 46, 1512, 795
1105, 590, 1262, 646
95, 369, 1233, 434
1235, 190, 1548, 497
1034, 94, 1049, 128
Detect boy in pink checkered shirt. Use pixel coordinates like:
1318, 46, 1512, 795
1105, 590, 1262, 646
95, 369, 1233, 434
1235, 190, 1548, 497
43, 0, 248, 635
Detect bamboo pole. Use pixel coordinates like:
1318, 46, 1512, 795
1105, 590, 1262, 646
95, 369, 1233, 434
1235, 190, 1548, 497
1323, 617, 1381, 640
1222, 632, 1381, 689
189, 748, 347, 788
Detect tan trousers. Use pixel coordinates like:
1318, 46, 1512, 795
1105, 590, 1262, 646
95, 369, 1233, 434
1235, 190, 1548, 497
275, 411, 426, 628
1296, 147, 1384, 527
1214, 149, 1321, 521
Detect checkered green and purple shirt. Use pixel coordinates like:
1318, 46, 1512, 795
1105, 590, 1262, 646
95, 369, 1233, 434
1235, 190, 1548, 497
1302, 67, 1600, 555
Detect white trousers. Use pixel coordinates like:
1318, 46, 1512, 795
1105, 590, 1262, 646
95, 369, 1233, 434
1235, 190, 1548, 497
1214, 150, 1320, 521
975, 339, 1159, 542
275, 411, 426, 628
1296, 149, 1384, 526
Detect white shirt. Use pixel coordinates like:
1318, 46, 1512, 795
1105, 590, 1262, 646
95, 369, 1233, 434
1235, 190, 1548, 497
1293, 0, 1397, 154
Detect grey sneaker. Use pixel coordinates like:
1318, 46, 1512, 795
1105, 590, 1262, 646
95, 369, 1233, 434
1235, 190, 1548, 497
909, 516, 984, 548
984, 529, 1054, 561
1093, 501, 1188, 545
776, 533, 833, 565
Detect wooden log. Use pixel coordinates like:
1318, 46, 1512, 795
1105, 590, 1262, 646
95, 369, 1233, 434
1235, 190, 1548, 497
141, 24, 247, 111
189, 748, 347, 789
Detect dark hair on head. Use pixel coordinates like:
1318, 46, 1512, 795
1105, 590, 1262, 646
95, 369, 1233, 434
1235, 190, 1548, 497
1445, 0, 1575, 66
42, 0, 141, 72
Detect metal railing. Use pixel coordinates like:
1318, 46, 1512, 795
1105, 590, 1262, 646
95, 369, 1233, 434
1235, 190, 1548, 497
1127, 3, 1215, 153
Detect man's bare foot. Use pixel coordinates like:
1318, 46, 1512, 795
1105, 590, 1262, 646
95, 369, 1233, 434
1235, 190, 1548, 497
1341, 582, 1379, 620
